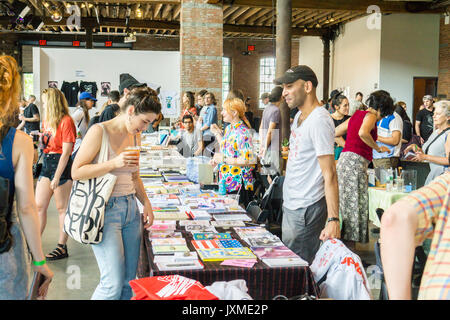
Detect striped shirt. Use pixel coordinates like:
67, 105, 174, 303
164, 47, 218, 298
401, 172, 450, 299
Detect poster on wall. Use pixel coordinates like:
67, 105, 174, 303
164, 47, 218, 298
101, 82, 111, 97
160, 90, 179, 118
48, 81, 58, 88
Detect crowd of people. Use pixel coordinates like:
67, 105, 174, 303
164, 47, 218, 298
1, 53, 449, 300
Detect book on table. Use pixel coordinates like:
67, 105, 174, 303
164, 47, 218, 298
212, 214, 252, 221
251, 246, 299, 260
184, 225, 217, 233
179, 220, 210, 227
148, 220, 177, 231
156, 260, 204, 271
148, 231, 183, 239
191, 239, 243, 250
196, 247, 257, 262
151, 238, 187, 246
193, 232, 232, 240
262, 257, 309, 267
152, 244, 190, 255
244, 235, 284, 247
211, 220, 246, 227
233, 226, 272, 239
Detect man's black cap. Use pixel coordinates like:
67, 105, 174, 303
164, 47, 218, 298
119, 73, 147, 95
273, 65, 318, 87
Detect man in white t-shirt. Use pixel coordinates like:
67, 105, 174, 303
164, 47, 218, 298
274, 65, 340, 264
372, 109, 403, 169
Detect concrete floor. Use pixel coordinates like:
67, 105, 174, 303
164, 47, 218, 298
41, 197, 385, 300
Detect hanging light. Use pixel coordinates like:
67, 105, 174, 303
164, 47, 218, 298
303, 27, 308, 33
88, 3, 94, 9
330, 15, 335, 22
51, 10, 62, 22
43, 2, 49, 8
325, 17, 330, 23
315, 21, 321, 28
136, 7, 143, 18
80, 3, 85, 8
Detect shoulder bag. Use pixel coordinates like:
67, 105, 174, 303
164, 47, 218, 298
64, 125, 117, 244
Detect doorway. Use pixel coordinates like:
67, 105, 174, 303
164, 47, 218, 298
412, 77, 438, 123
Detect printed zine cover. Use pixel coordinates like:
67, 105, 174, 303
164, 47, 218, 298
156, 260, 204, 271
244, 235, 284, 247
262, 257, 309, 267
251, 246, 299, 259
234, 226, 271, 239
193, 232, 232, 240
197, 248, 257, 262
212, 214, 252, 221
149, 231, 183, 239
152, 245, 190, 255
151, 238, 187, 246
191, 239, 243, 250
211, 220, 246, 227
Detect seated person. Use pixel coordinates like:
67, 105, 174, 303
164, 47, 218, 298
170, 115, 203, 158
380, 166, 450, 300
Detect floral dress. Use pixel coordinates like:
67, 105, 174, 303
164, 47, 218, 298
218, 121, 256, 193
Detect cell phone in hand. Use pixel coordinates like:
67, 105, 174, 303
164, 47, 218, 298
404, 151, 416, 161
27, 271, 47, 300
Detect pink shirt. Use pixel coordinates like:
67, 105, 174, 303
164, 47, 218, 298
342, 110, 377, 162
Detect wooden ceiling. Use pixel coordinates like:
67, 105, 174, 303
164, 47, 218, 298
0, 0, 448, 38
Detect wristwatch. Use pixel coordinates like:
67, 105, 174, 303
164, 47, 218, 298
327, 217, 340, 223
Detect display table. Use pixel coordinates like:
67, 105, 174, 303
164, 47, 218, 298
137, 227, 320, 300
368, 187, 409, 227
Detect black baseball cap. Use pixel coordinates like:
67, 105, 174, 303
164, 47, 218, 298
119, 73, 147, 95
273, 65, 318, 87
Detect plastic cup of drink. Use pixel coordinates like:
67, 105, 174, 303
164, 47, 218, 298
125, 146, 140, 164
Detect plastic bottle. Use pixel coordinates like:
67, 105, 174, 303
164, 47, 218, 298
218, 175, 227, 195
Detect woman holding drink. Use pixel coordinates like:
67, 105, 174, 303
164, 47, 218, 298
71, 86, 161, 300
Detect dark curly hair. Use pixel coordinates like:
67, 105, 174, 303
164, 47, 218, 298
365, 90, 394, 118
121, 86, 161, 115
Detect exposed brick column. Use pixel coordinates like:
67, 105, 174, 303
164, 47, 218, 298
438, 16, 450, 99
180, 0, 223, 116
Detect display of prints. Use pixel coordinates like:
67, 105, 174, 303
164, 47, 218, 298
193, 233, 232, 240
185, 225, 217, 233
153, 251, 199, 263
251, 246, 299, 259
179, 220, 210, 227
152, 244, 190, 255
262, 257, 309, 267
148, 220, 177, 231
197, 248, 257, 262
244, 235, 284, 247
48, 81, 58, 88
234, 226, 271, 238
156, 260, 204, 271
101, 82, 111, 97
211, 220, 246, 227
149, 231, 182, 239
151, 238, 187, 246
191, 240, 221, 250
213, 214, 252, 221
217, 239, 243, 248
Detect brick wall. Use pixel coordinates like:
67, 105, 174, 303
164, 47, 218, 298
438, 16, 450, 99
0, 32, 21, 69
180, 0, 223, 114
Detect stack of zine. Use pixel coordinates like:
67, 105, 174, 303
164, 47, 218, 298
234, 226, 309, 267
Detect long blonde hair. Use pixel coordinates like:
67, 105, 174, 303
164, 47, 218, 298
42, 88, 70, 135
223, 98, 252, 129
0, 55, 21, 128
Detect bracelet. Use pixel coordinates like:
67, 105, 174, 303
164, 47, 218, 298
327, 217, 340, 223
32, 259, 46, 266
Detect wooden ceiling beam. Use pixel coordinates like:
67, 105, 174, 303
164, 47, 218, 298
162, 4, 172, 20
236, 7, 262, 25
296, 11, 331, 27
223, 6, 240, 20
208, 0, 445, 13
26, 0, 44, 16
246, 7, 272, 24
226, 7, 250, 23
173, 4, 181, 20
154, 4, 163, 19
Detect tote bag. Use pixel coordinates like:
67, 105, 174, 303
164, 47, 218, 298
64, 125, 117, 244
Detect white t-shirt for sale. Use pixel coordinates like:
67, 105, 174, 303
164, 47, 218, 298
283, 106, 335, 210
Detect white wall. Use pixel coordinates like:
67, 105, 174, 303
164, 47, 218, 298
379, 14, 440, 118
298, 36, 324, 101
331, 16, 382, 102
33, 47, 180, 117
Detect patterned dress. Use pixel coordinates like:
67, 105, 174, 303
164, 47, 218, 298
218, 121, 256, 193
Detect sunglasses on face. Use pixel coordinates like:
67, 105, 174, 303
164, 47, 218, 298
183, 121, 193, 125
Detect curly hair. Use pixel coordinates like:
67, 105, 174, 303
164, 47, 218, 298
365, 90, 394, 118
0, 55, 21, 127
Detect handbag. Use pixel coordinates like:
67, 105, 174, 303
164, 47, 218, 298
63, 125, 117, 244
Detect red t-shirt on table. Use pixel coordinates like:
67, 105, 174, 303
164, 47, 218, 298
43, 115, 77, 154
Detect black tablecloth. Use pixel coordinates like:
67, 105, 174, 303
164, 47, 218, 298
137, 225, 320, 300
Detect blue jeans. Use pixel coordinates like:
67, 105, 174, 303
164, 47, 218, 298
91, 194, 142, 300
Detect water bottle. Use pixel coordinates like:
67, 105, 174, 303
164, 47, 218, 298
218, 176, 226, 195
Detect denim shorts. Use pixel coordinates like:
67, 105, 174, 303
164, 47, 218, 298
38, 153, 72, 185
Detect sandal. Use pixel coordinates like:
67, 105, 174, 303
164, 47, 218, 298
46, 243, 68, 261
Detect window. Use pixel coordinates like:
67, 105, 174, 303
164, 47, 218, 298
259, 57, 276, 108
22, 73, 33, 99
222, 57, 231, 103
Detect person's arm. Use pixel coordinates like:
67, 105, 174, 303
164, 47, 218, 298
210, 124, 223, 144
71, 124, 137, 180
194, 135, 204, 156
263, 122, 277, 150
201, 107, 216, 132
317, 154, 340, 241
415, 121, 421, 139
380, 200, 418, 299
13, 132, 53, 298
358, 113, 384, 152
335, 136, 346, 148
377, 130, 401, 146
23, 112, 40, 123
413, 137, 450, 165
132, 133, 153, 229
335, 118, 350, 137
16, 120, 25, 130
50, 141, 73, 190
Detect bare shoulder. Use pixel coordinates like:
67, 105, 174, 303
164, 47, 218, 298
13, 129, 33, 149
